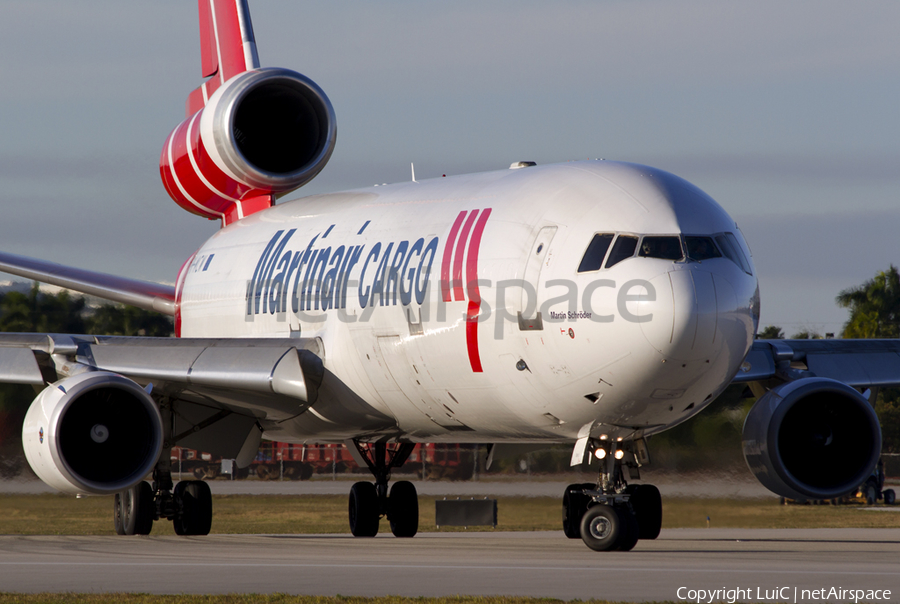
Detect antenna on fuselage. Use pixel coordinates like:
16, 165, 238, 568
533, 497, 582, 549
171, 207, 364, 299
411, 163, 417, 183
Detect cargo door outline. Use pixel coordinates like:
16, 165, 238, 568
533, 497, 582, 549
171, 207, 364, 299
518, 226, 557, 331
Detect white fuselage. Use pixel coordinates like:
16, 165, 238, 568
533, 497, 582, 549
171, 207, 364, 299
177, 161, 759, 445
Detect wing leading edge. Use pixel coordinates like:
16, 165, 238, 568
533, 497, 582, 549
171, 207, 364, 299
0, 251, 175, 315
735, 338, 900, 388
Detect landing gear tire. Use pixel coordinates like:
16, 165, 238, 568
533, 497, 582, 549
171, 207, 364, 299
173, 480, 212, 536
388, 480, 418, 537
349, 481, 380, 537
118, 481, 154, 536
614, 506, 639, 551
884, 489, 896, 506
562, 483, 594, 539
625, 484, 662, 540
580, 505, 622, 552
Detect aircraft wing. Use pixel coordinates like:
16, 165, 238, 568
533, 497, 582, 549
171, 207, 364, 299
1, 333, 332, 461
0, 251, 176, 315
734, 338, 900, 388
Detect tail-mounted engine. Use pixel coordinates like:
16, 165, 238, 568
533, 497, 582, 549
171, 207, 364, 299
742, 377, 882, 500
160, 67, 336, 226
22, 372, 163, 495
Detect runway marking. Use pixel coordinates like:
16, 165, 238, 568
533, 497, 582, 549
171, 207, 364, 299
0, 561, 896, 576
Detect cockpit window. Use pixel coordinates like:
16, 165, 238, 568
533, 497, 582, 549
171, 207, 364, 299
605, 235, 638, 268
638, 236, 683, 261
715, 233, 752, 275
685, 236, 721, 261
725, 232, 752, 274
577, 233, 614, 273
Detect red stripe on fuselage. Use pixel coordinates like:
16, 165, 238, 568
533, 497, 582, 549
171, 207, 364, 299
452, 211, 478, 302
464, 208, 491, 373
173, 252, 195, 338
441, 211, 467, 302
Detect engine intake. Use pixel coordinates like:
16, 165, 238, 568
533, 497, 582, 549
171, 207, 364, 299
742, 378, 881, 500
161, 68, 336, 224
22, 372, 163, 495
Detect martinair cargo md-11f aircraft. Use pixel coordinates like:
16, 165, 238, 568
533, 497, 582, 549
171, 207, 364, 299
0, 1, 895, 551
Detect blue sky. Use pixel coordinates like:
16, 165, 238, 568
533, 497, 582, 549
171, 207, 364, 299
1, 1, 898, 335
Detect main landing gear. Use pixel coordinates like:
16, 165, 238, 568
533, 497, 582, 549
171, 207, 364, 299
113, 464, 213, 536
562, 439, 662, 552
348, 441, 419, 538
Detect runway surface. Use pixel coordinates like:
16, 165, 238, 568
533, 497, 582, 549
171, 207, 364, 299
1, 529, 897, 600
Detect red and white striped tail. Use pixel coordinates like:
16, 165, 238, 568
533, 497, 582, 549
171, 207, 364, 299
159, 1, 336, 227
186, 0, 259, 117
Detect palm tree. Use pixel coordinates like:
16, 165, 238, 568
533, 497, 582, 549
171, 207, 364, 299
836, 265, 900, 338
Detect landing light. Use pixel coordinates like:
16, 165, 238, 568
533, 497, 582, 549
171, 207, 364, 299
594, 449, 607, 460
599, 434, 608, 441
614, 450, 625, 460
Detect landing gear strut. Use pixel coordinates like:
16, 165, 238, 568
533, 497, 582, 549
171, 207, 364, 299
348, 441, 419, 538
563, 439, 662, 551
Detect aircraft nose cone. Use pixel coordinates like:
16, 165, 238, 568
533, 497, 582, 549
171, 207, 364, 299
638, 268, 719, 361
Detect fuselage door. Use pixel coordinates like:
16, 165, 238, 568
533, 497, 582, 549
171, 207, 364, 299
518, 225, 557, 330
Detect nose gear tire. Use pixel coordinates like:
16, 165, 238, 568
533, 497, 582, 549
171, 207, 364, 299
579, 505, 621, 551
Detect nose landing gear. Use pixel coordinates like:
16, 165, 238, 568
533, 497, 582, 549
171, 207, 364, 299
563, 439, 662, 551
348, 441, 419, 538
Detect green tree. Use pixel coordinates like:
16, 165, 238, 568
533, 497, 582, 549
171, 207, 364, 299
790, 330, 822, 340
836, 265, 900, 338
648, 384, 752, 471
757, 325, 784, 339
86, 303, 173, 337
835, 267, 900, 454
0, 284, 86, 333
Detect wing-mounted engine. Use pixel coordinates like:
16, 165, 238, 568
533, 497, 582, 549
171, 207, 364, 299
160, 67, 336, 226
22, 372, 163, 495
742, 377, 881, 500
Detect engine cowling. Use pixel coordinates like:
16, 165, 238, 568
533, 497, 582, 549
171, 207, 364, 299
160, 67, 336, 224
22, 372, 163, 495
742, 377, 881, 500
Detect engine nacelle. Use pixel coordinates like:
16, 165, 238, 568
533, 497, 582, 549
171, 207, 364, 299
22, 372, 163, 495
160, 67, 336, 224
742, 377, 881, 500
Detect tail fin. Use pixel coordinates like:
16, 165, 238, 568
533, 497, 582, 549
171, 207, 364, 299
186, 0, 260, 117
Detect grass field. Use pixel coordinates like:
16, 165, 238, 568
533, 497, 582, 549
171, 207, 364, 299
0, 493, 898, 535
